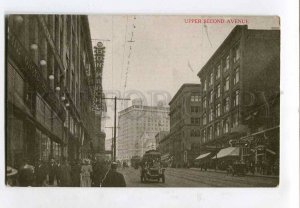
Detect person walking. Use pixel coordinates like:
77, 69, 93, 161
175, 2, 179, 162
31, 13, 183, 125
81, 159, 93, 187
59, 158, 72, 187
101, 162, 126, 187
18, 159, 35, 187
71, 160, 81, 187
92, 158, 108, 187
48, 158, 57, 185
35, 159, 47, 186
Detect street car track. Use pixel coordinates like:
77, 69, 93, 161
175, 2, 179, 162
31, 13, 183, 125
165, 168, 278, 187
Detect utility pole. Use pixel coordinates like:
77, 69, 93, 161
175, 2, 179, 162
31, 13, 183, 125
103, 96, 130, 162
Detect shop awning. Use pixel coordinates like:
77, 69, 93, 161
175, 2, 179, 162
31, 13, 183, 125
195, 152, 211, 160
161, 153, 170, 161
212, 147, 240, 159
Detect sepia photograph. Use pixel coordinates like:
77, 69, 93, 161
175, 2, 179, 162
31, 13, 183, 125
5, 15, 280, 187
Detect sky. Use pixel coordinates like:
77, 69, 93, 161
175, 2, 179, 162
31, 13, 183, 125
88, 15, 279, 140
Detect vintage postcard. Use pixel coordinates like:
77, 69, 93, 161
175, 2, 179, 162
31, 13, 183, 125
5, 15, 280, 187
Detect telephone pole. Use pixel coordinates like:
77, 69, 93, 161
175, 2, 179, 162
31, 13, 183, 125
103, 96, 130, 161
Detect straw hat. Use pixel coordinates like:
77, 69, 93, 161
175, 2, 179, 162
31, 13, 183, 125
6, 166, 17, 177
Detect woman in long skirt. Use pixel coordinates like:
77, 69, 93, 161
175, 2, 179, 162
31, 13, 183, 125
81, 159, 93, 187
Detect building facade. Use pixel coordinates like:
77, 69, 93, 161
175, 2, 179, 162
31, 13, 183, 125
166, 84, 201, 168
6, 15, 103, 167
117, 103, 170, 163
197, 25, 279, 170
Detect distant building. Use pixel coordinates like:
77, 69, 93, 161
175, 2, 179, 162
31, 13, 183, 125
165, 83, 201, 167
117, 103, 170, 162
155, 131, 169, 152
197, 25, 279, 167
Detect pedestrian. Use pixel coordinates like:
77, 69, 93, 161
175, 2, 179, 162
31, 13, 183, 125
81, 159, 93, 187
71, 160, 81, 187
18, 158, 35, 187
35, 159, 47, 186
56, 158, 62, 186
92, 158, 108, 187
6, 166, 18, 186
59, 158, 72, 187
101, 162, 126, 187
48, 158, 57, 185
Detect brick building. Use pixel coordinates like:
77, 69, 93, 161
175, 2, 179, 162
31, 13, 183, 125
165, 83, 201, 167
197, 25, 279, 170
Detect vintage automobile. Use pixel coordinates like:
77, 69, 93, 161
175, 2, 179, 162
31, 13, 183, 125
140, 150, 165, 183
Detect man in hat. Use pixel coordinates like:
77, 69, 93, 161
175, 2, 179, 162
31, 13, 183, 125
6, 166, 18, 186
35, 159, 47, 186
18, 159, 35, 187
101, 162, 126, 187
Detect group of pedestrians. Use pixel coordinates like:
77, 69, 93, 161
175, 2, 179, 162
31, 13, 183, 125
6, 157, 126, 187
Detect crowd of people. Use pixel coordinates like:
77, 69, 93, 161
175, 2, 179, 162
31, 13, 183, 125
6, 157, 126, 187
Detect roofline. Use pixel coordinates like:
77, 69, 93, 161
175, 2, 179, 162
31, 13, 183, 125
197, 25, 248, 77
169, 83, 201, 105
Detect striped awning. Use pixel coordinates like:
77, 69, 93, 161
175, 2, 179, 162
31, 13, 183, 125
212, 147, 240, 159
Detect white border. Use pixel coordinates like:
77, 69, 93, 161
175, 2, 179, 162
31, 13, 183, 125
0, 1, 299, 208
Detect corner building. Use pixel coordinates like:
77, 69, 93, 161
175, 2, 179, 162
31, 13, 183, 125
197, 25, 279, 168
167, 84, 201, 168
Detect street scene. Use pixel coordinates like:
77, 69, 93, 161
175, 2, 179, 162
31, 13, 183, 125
6, 15, 279, 187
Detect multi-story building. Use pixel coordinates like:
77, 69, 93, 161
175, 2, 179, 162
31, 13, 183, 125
6, 15, 103, 167
166, 84, 201, 167
197, 25, 279, 168
117, 101, 170, 163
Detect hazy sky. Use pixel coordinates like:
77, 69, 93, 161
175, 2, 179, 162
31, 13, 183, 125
88, 15, 279, 139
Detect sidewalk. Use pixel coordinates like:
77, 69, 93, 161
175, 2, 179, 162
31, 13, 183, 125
190, 167, 279, 179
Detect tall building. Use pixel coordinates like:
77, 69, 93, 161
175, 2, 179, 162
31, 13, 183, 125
197, 25, 279, 168
117, 103, 170, 162
6, 15, 103, 167
155, 131, 169, 152
165, 84, 202, 167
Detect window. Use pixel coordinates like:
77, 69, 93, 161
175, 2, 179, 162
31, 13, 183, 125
216, 84, 221, 98
202, 113, 207, 125
208, 126, 213, 140
233, 90, 240, 107
209, 91, 214, 104
224, 76, 230, 91
223, 55, 230, 72
216, 103, 221, 117
223, 119, 230, 133
215, 122, 221, 137
209, 108, 213, 122
191, 106, 200, 113
233, 45, 240, 63
216, 64, 221, 79
202, 129, 206, 143
232, 112, 239, 127
224, 97, 230, 113
203, 79, 207, 91
233, 67, 240, 85
202, 97, 207, 109
209, 73, 214, 86
191, 117, 200, 124
191, 95, 200, 102
190, 129, 200, 137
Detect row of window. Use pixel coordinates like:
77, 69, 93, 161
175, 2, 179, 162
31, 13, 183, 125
201, 113, 239, 143
202, 90, 239, 125
203, 67, 239, 92
203, 44, 240, 91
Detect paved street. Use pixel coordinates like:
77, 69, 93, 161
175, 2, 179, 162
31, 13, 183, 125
120, 167, 278, 187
